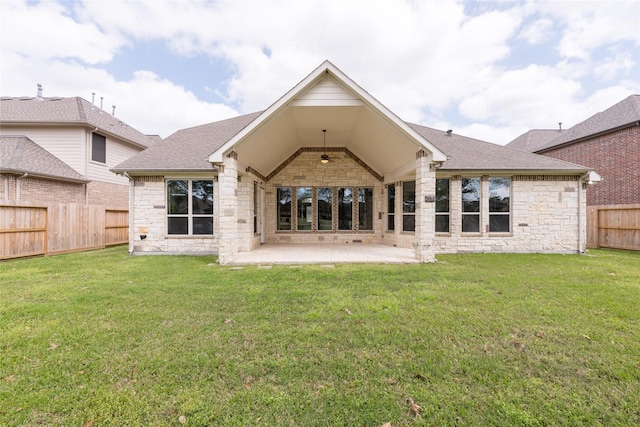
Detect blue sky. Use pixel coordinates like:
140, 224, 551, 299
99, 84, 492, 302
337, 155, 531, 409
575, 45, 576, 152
1, 0, 639, 143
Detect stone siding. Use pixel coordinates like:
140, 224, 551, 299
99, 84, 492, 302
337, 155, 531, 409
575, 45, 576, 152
130, 176, 218, 255
264, 150, 384, 245
434, 175, 584, 254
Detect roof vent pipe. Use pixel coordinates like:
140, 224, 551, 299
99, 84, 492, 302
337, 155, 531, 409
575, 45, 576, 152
558, 122, 562, 132
92, 92, 95, 105
446, 129, 453, 136
112, 105, 116, 116
36, 84, 43, 99
100, 96, 103, 110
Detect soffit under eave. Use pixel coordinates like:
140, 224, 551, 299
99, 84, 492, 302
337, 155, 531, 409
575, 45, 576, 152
208, 60, 447, 165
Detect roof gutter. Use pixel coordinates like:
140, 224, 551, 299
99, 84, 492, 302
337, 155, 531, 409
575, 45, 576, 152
0, 168, 90, 184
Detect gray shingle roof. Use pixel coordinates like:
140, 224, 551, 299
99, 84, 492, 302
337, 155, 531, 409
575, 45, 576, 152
114, 111, 590, 174
506, 129, 566, 152
410, 124, 590, 172
112, 112, 261, 173
0, 135, 89, 182
0, 96, 158, 148
535, 94, 640, 152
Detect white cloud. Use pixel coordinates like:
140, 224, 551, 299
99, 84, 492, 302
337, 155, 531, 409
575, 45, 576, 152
1, 0, 639, 144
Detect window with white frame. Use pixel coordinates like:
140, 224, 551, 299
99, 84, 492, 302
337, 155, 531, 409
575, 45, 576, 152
436, 178, 450, 232
489, 177, 511, 232
91, 132, 106, 163
166, 179, 214, 235
462, 177, 480, 233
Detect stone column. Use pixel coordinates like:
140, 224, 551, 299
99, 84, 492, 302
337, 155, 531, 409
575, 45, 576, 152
218, 152, 238, 264
415, 150, 436, 262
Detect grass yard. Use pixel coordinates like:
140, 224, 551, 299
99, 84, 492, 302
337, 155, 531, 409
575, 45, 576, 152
1, 247, 639, 426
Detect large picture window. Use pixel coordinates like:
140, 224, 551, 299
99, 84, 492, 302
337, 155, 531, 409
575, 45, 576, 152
91, 133, 106, 163
167, 179, 213, 235
277, 187, 292, 231
489, 178, 511, 232
436, 178, 450, 233
338, 187, 353, 231
317, 188, 333, 231
297, 187, 313, 231
387, 184, 395, 231
402, 181, 415, 232
462, 177, 480, 233
358, 188, 373, 231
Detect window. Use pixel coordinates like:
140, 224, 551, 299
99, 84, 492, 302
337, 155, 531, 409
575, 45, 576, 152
436, 178, 450, 232
167, 179, 213, 235
462, 177, 480, 232
489, 178, 511, 232
91, 133, 106, 163
317, 188, 333, 231
277, 187, 292, 231
358, 188, 373, 231
297, 187, 312, 231
338, 187, 353, 230
253, 182, 259, 234
402, 181, 415, 232
387, 184, 395, 231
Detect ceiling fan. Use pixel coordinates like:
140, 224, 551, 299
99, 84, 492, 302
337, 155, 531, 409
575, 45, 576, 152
321, 129, 330, 164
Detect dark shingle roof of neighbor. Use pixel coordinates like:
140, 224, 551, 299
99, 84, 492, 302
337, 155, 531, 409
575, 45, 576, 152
535, 94, 640, 152
114, 111, 590, 174
410, 124, 589, 172
506, 129, 566, 152
0, 96, 158, 148
0, 135, 89, 182
112, 112, 262, 173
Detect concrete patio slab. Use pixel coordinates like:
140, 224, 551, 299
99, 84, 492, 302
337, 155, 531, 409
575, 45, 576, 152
230, 243, 418, 265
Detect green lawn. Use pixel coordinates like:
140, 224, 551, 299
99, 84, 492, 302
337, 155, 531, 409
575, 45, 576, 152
1, 247, 639, 426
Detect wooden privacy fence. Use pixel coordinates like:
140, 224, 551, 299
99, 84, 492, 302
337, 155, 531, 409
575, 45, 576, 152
0, 203, 129, 260
587, 204, 640, 251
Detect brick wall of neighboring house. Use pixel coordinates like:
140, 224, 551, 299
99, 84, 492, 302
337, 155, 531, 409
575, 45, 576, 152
87, 181, 129, 208
539, 126, 640, 205
0, 175, 86, 204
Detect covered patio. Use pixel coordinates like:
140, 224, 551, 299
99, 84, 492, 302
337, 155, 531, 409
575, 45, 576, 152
230, 243, 419, 265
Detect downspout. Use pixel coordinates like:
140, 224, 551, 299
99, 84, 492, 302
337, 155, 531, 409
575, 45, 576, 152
578, 173, 589, 254
125, 172, 134, 255
16, 172, 28, 201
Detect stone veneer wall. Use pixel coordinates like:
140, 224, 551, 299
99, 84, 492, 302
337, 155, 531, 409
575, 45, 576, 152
264, 151, 384, 245
434, 175, 585, 254
130, 176, 219, 255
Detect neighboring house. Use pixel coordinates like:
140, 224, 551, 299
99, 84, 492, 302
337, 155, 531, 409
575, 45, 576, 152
1, 135, 89, 203
508, 95, 640, 206
0, 91, 159, 208
113, 61, 600, 264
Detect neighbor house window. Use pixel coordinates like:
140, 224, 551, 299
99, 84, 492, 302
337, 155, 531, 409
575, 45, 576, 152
277, 187, 292, 231
358, 188, 373, 231
167, 179, 214, 235
91, 133, 106, 163
338, 187, 353, 230
436, 178, 450, 232
402, 181, 415, 232
317, 187, 333, 231
489, 178, 511, 232
462, 177, 480, 232
297, 187, 312, 231
387, 184, 395, 231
